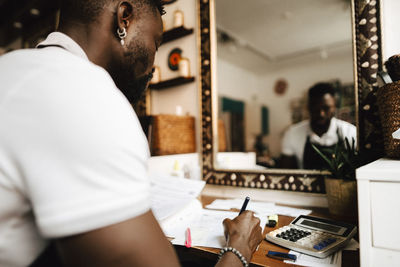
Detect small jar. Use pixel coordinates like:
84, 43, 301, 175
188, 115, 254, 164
173, 10, 184, 28
179, 58, 190, 78
150, 66, 161, 84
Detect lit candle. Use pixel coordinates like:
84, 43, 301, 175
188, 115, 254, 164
151, 66, 161, 84
173, 10, 184, 28
176, 105, 183, 116
179, 58, 190, 78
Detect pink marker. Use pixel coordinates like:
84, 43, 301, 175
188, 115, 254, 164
185, 227, 192, 248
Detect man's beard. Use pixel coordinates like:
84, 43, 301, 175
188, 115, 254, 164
110, 40, 153, 104
117, 71, 153, 104
311, 117, 332, 134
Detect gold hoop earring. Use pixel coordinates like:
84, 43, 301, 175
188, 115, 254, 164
117, 27, 127, 46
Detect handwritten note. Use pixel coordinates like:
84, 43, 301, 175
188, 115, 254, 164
163, 207, 266, 248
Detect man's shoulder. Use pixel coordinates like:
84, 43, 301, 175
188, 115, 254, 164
0, 49, 122, 112
1, 48, 111, 85
283, 120, 309, 144
287, 120, 310, 133
334, 118, 356, 130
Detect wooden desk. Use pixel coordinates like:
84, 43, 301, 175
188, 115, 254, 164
174, 196, 359, 267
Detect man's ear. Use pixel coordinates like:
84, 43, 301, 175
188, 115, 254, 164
117, 1, 134, 29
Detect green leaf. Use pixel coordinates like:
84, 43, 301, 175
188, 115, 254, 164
311, 144, 336, 171
311, 135, 360, 180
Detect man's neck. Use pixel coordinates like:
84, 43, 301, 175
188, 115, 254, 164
58, 21, 114, 71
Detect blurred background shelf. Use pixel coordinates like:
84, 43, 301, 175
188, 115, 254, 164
149, 76, 195, 90
162, 26, 194, 45
164, 0, 177, 5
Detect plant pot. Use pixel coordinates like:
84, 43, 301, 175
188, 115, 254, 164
324, 178, 357, 217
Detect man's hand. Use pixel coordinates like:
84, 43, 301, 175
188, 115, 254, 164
216, 211, 263, 267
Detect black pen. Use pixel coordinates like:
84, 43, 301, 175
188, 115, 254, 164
239, 196, 250, 215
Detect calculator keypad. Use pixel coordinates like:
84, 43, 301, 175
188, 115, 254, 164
276, 227, 311, 242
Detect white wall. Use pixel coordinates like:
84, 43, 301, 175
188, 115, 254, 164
151, 0, 199, 118
217, 58, 262, 151
382, 0, 400, 61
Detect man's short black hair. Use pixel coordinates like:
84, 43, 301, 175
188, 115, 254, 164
59, 0, 165, 24
308, 82, 336, 102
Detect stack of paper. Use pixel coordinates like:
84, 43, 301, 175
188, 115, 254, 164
283, 239, 359, 267
285, 250, 342, 267
151, 179, 311, 249
150, 174, 205, 221
150, 179, 267, 249
206, 198, 312, 217
163, 205, 267, 248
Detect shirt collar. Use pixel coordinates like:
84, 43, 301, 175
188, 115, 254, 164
36, 32, 89, 60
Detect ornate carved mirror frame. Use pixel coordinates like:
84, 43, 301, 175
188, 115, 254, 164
199, 0, 383, 194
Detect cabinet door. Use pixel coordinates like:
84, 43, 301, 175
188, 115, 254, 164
370, 181, 400, 251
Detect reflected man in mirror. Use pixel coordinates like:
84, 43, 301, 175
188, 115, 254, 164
280, 83, 356, 169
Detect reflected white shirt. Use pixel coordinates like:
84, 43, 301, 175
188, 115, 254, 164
281, 117, 357, 168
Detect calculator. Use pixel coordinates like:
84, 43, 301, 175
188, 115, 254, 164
265, 215, 357, 258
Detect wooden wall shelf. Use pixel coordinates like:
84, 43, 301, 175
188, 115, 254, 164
164, 0, 177, 5
162, 26, 194, 45
149, 76, 195, 90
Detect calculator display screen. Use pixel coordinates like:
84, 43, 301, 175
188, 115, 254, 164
300, 220, 342, 233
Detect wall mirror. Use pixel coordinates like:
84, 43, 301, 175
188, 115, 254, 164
199, 0, 383, 194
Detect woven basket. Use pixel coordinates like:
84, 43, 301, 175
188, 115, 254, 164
377, 81, 400, 158
324, 178, 357, 217
150, 114, 196, 156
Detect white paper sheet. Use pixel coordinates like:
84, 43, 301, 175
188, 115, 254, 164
160, 198, 204, 236
164, 208, 267, 248
284, 250, 342, 267
281, 239, 358, 267
343, 239, 359, 251
206, 198, 312, 217
150, 174, 205, 221
205, 198, 275, 211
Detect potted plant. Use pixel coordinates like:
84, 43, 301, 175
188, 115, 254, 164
312, 138, 361, 217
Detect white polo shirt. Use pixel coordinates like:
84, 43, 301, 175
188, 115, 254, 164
0, 32, 151, 266
281, 117, 356, 169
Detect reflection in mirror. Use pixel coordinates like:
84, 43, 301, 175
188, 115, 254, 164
214, 0, 357, 171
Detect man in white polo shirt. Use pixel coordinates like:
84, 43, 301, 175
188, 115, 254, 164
0, 0, 262, 266
281, 83, 356, 169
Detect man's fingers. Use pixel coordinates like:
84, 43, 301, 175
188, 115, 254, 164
240, 211, 261, 227
240, 210, 254, 217
222, 218, 232, 240
222, 218, 232, 227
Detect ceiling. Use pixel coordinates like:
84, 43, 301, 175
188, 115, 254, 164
216, 0, 353, 73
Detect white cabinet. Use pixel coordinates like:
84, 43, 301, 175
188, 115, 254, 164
356, 158, 400, 267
